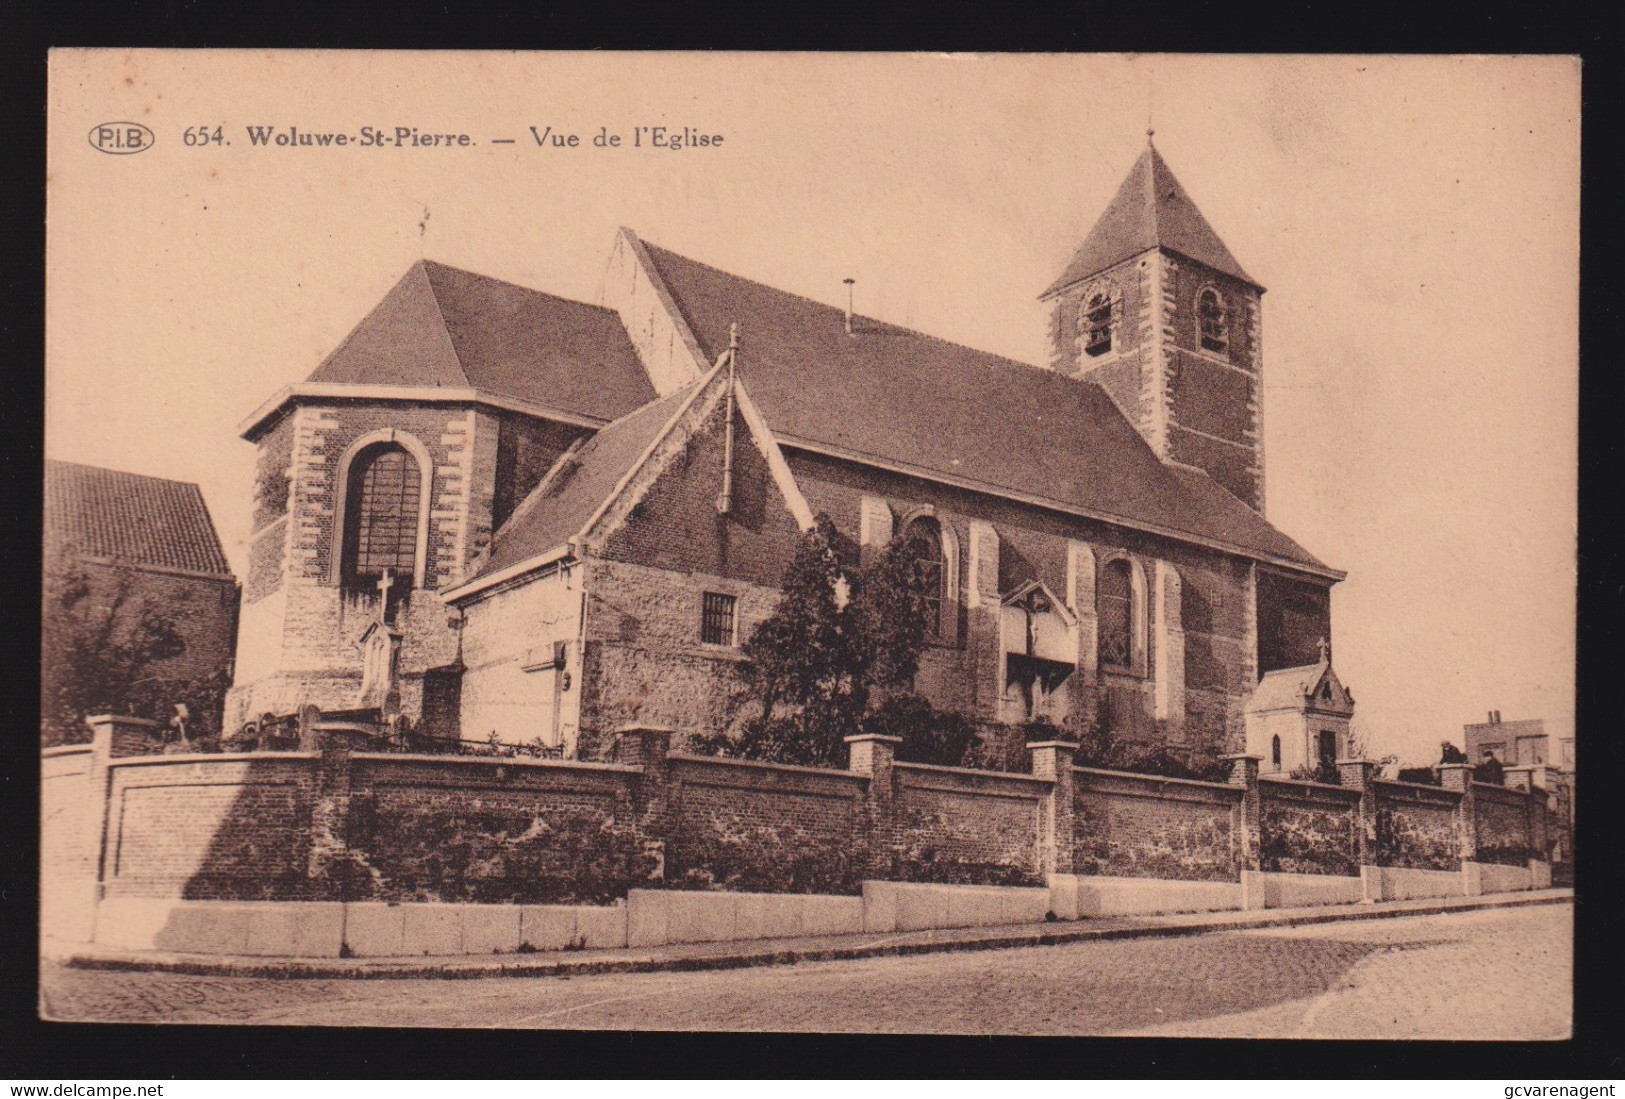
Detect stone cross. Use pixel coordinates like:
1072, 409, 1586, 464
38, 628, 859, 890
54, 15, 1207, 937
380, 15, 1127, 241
1318, 636, 1331, 663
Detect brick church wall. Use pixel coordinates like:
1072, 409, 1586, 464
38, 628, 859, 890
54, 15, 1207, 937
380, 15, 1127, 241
786, 449, 1254, 757
232, 399, 587, 729
574, 398, 807, 755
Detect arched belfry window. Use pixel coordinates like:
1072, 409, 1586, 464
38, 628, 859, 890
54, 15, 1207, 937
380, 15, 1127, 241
1081, 285, 1120, 358
1272, 735, 1282, 768
1097, 557, 1135, 672
341, 442, 422, 594
902, 515, 946, 638
1198, 287, 1229, 354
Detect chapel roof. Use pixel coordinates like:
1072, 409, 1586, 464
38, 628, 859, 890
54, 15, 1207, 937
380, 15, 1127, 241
1246, 658, 1351, 714
638, 240, 1328, 574
1042, 143, 1261, 298
45, 459, 234, 578
303, 260, 655, 423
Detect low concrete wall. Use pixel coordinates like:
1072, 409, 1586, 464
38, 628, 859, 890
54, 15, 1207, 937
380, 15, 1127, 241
863, 880, 1052, 933
95, 898, 346, 957
1466, 861, 1534, 895
1049, 873, 1242, 919
1241, 870, 1363, 910
1363, 865, 1463, 902
93, 898, 629, 957
625, 888, 863, 947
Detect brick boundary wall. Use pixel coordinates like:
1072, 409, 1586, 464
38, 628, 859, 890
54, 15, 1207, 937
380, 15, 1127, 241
1071, 767, 1243, 882
45, 719, 1556, 947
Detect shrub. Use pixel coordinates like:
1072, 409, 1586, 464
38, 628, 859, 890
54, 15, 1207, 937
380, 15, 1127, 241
871, 696, 979, 768
668, 815, 857, 894
353, 804, 658, 905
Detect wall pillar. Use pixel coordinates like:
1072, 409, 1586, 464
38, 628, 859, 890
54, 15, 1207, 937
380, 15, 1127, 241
1151, 560, 1186, 733
1337, 758, 1379, 869
847, 733, 901, 880
1504, 765, 1550, 876
1222, 753, 1263, 907
965, 521, 1001, 718
858, 495, 894, 567
82, 716, 164, 934
616, 725, 674, 882
1440, 762, 1478, 870
1027, 739, 1077, 876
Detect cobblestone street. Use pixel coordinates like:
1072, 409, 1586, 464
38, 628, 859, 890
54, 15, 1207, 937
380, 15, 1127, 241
40, 902, 1570, 1038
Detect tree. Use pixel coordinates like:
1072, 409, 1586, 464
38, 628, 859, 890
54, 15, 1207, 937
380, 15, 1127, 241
697, 514, 936, 767
40, 552, 229, 747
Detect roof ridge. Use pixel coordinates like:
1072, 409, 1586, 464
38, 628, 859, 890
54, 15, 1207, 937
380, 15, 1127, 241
419, 258, 623, 317
640, 239, 1062, 381
418, 260, 473, 387
45, 457, 205, 491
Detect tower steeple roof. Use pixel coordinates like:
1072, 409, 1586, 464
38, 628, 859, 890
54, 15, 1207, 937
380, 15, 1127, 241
1043, 143, 1262, 298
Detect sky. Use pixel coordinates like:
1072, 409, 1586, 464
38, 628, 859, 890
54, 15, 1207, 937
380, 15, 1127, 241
45, 52, 1579, 765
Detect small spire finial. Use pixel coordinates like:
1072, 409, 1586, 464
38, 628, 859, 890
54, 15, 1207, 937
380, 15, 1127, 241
1146, 127, 1155, 147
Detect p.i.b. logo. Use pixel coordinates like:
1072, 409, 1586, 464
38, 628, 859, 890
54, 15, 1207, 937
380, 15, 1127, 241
89, 122, 155, 155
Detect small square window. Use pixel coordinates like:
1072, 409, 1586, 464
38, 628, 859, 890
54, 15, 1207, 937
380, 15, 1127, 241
701, 592, 737, 646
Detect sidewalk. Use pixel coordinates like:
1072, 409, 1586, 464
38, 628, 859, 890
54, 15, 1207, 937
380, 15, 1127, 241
58, 887, 1571, 981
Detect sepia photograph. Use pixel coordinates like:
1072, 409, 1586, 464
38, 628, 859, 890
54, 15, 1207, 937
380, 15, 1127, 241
39, 50, 1578, 1039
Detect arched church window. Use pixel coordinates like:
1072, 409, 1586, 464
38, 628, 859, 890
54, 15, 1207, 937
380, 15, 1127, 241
1198, 287, 1228, 353
1098, 557, 1135, 671
1082, 288, 1118, 358
903, 515, 946, 638
341, 443, 422, 594
1272, 735, 1282, 768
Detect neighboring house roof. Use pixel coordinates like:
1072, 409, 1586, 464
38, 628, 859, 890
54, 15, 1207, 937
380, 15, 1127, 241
302, 259, 655, 422
637, 239, 1330, 575
1042, 144, 1261, 298
471, 381, 704, 581
45, 460, 234, 578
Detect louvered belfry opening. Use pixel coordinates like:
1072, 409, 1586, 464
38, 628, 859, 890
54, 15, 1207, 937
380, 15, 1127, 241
342, 443, 421, 603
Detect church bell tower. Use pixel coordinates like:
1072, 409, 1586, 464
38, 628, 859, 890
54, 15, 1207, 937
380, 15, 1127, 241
1043, 139, 1267, 513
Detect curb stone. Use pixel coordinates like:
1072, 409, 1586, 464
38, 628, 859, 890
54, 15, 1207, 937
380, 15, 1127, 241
60, 888, 1572, 981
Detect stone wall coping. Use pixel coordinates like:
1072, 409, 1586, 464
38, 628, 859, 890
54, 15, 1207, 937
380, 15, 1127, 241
892, 760, 1053, 785
42, 744, 95, 759
1372, 778, 1463, 799
108, 750, 321, 769
1025, 740, 1079, 751
85, 714, 164, 728
1258, 774, 1362, 797
615, 724, 677, 735
666, 752, 868, 782
842, 734, 903, 745
1218, 752, 1263, 762
351, 752, 644, 774
1072, 765, 1243, 792
1472, 782, 1532, 803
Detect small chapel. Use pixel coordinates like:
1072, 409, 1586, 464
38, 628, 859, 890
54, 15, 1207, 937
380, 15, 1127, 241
224, 141, 1349, 769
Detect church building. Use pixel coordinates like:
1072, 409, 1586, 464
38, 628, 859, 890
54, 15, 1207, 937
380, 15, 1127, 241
225, 142, 1346, 767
